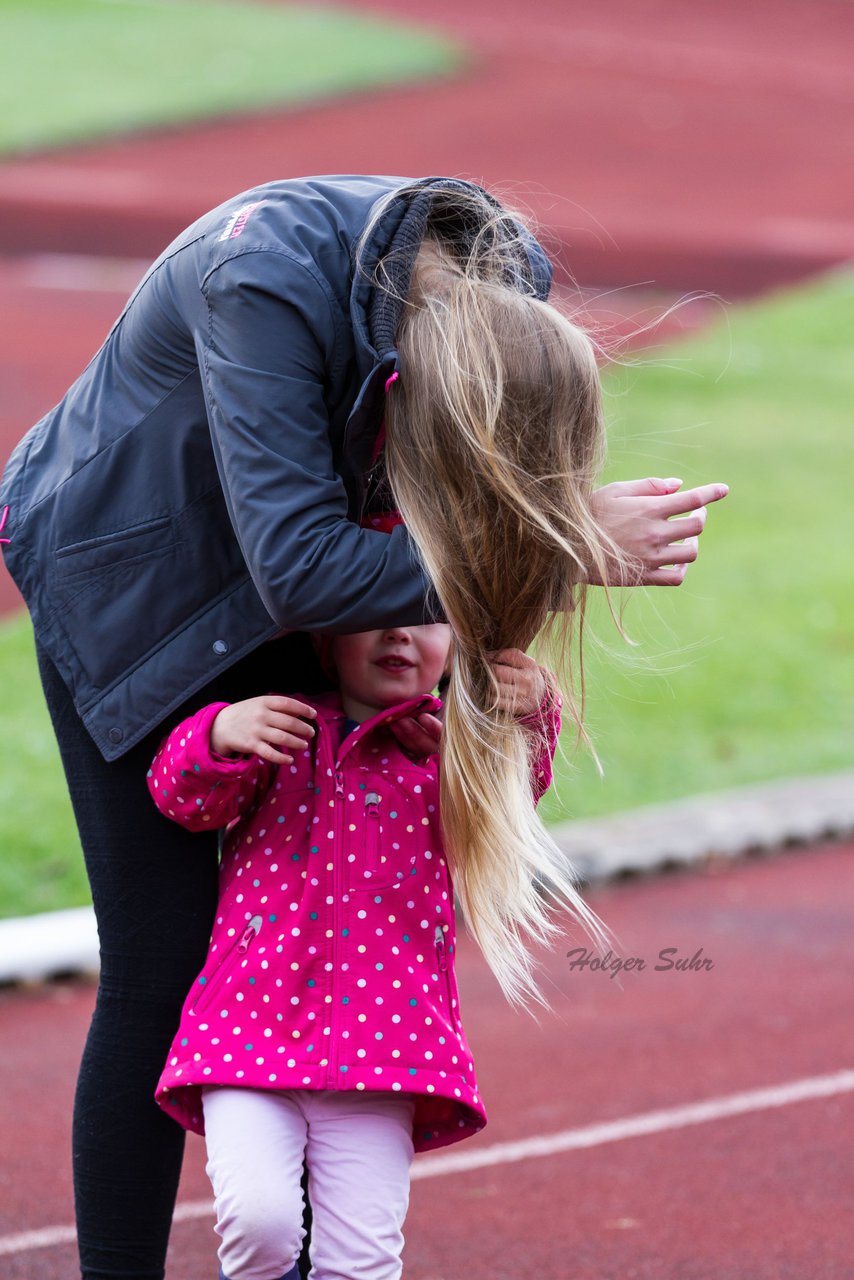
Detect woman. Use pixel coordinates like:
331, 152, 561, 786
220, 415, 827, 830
0, 175, 725, 1280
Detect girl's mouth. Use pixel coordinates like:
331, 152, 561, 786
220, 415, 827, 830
374, 656, 415, 672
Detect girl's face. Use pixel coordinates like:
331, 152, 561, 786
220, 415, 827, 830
330, 624, 451, 710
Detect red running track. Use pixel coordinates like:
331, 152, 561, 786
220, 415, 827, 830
1, 842, 852, 1279
1, 0, 852, 289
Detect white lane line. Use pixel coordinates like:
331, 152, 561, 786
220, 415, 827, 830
411, 1068, 854, 1178
2, 1069, 852, 1256
0, 1224, 78, 1255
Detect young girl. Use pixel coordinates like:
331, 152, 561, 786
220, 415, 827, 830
148, 621, 563, 1280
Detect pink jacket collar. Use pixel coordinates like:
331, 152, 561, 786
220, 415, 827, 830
297, 689, 443, 765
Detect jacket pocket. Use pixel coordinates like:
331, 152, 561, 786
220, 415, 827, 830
190, 915, 262, 1016
349, 786, 418, 892
54, 515, 175, 576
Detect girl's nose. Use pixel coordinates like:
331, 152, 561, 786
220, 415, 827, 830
382, 626, 411, 643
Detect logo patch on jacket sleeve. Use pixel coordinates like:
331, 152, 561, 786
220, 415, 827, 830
218, 201, 266, 243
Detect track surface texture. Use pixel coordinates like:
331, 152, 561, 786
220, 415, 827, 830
1, 843, 852, 1278
1, 0, 852, 287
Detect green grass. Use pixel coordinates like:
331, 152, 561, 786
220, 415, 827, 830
539, 267, 854, 825
2, 270, 853, 915
0, 613, 89, 915
0, 0, 461, 156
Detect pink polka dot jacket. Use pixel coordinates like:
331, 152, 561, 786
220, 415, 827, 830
147, 681, 561, 1153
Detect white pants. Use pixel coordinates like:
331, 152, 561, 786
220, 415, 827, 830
202, 1087, 417, 1280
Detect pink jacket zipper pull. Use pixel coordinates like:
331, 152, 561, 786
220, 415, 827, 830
334, 771, 344, 798
365, 791, 380, 817
434, 924, 448, 972
238, 915, 262, 953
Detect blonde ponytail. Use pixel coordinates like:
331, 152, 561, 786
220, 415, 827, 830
378, 196, 627, 1012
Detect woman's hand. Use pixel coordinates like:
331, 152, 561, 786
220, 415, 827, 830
588, 478, 729, 586
210, 695, 317, 765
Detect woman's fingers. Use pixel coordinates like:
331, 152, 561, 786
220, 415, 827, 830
653, 537, 699, 566
658, 483, 729, 518
661, 509, 707, 540
595, 477, 683, 499
643, 564, 690, 586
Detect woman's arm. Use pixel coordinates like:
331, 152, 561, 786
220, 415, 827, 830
197, 249, 443, 633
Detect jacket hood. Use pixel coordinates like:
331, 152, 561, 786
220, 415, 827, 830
344, 175, 555, 498
350, 176, 554, 375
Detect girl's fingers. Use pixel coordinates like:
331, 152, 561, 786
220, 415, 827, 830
416, 713, 443, 741
485, 648, 534, 669
262, 695, 319, 721
254, 742, 293, 765
266, 711, 316, 742
262, 726, 314, 752
389, 717, 441, 758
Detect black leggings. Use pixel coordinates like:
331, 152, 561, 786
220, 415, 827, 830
37, 632, 333, 1280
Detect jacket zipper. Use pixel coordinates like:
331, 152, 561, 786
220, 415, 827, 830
364, 791, 381, 873
330, 766, 345, 1086
191, 914, 262, 1014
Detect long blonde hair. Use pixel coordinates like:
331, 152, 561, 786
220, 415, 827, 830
366, 186, 628, 1012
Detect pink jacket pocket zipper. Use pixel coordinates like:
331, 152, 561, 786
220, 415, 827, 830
191, 914, 262, 1014
364, 792, 382, 873
434, 924, 457, 1027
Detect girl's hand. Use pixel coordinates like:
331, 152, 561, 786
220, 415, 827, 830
487, 649, 547, 717
390, 651, 548, 754
210, 695, 317, 765
588, 478, 729, 586
389, 713, 443, 759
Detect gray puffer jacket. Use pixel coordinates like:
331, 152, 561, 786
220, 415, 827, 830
0, 175, 552, 759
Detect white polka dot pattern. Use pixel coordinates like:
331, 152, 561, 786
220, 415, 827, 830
147, 684, 562, 1153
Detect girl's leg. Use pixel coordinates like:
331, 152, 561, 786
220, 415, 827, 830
303, 1091, 417, 1280
202, 1087, 311, 1280
35, 633, 331, 1280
